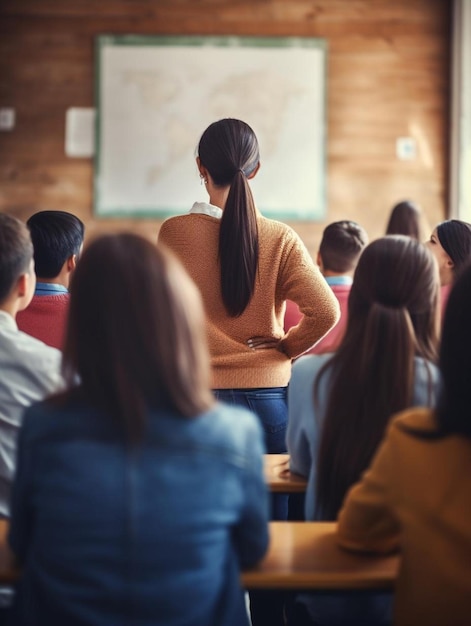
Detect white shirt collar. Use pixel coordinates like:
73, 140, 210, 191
190, 201, 223, 219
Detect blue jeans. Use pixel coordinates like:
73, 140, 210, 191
213, 387, 288, 520
213, 387, 287, 454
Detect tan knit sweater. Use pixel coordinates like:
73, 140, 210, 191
159, 211, 339, 388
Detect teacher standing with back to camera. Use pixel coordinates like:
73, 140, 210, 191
159, 118, 339, 521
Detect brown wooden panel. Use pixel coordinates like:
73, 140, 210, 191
0, 0, 451, 253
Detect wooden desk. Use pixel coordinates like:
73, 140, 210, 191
242, 522, 399, 590
0, 521, 399, 592
264, 454, 307, 493
0, 520, 18, 585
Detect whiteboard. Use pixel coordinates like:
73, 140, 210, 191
94, 35, 327, 220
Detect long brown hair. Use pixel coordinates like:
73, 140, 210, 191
198, 118, 260, 317
62, 234, 214, 442
315, 236, 439, 519
385, 200, 423, 240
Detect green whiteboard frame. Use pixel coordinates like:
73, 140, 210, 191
94, 34, 327, 220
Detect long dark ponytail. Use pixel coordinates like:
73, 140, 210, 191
198, 119, 260, 316
314, 236, 439, 519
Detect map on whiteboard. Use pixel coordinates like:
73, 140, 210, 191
96, 36, 326, 219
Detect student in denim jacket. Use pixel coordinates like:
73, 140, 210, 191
8, 234, 269, 626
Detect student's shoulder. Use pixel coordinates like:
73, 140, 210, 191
14, 328, 61, 366
159, 212, 214, 243
386, 407, 438, 445
292, 352, 333, 377
159, 214, 188, 234
22, 394, 102, 443
258, 217, 311, 263
290, 353, 333, 394
209, 401, 262, 435
258, 215, 300, 241
198, 402, 265, 455
20, 397, 65, 445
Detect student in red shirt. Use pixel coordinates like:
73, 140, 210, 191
284, 220, 368, 355
17, 210, 84, 349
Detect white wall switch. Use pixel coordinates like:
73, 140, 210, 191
396, 136, 416, 161
0, 108, 15, 131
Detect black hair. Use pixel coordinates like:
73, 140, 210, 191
27, 210, 85, 279
435, 262, 471, 437
436, 219, 471, 276
319, 220, 368, 273
198, 119, 260, 317
386, 200, 422, 240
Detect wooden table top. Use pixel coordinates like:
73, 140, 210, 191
242, 522, 399, 590
0, 520, 399, 592
0, 520, 18, 584
264, 454, 307, 493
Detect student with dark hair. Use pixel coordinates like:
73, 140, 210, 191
426, 218, 471, 320
16, 210, 85, 349
385, 200, 424, 240
338, 260, 471, 626
8, 234, 269, 626
0, 214, 62, 620
158, 118, 339, 510
0, 214, 62, 517
159, 119, 338, 626
285, 220, 368, 354
286, 236, 440, 625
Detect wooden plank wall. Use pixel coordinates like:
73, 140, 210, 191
0, 0, 451, 254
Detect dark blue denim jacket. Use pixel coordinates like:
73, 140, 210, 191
9, 398, 269, 626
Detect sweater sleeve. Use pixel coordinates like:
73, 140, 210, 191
278, 233, 340, 359
337, 420, 401, 554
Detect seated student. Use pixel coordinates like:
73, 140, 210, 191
385, 199, 424, 240
0, 214, 63, 519
284, 220, 368, 355
8, 234, 269, 626
0, 214, 63, 620
286, 236, 440, 626
338, 260, 471, 626
16, 210, 84, 349
425, 219, 471, 322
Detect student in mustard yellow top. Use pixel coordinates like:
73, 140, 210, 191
338, 259, 471, 626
